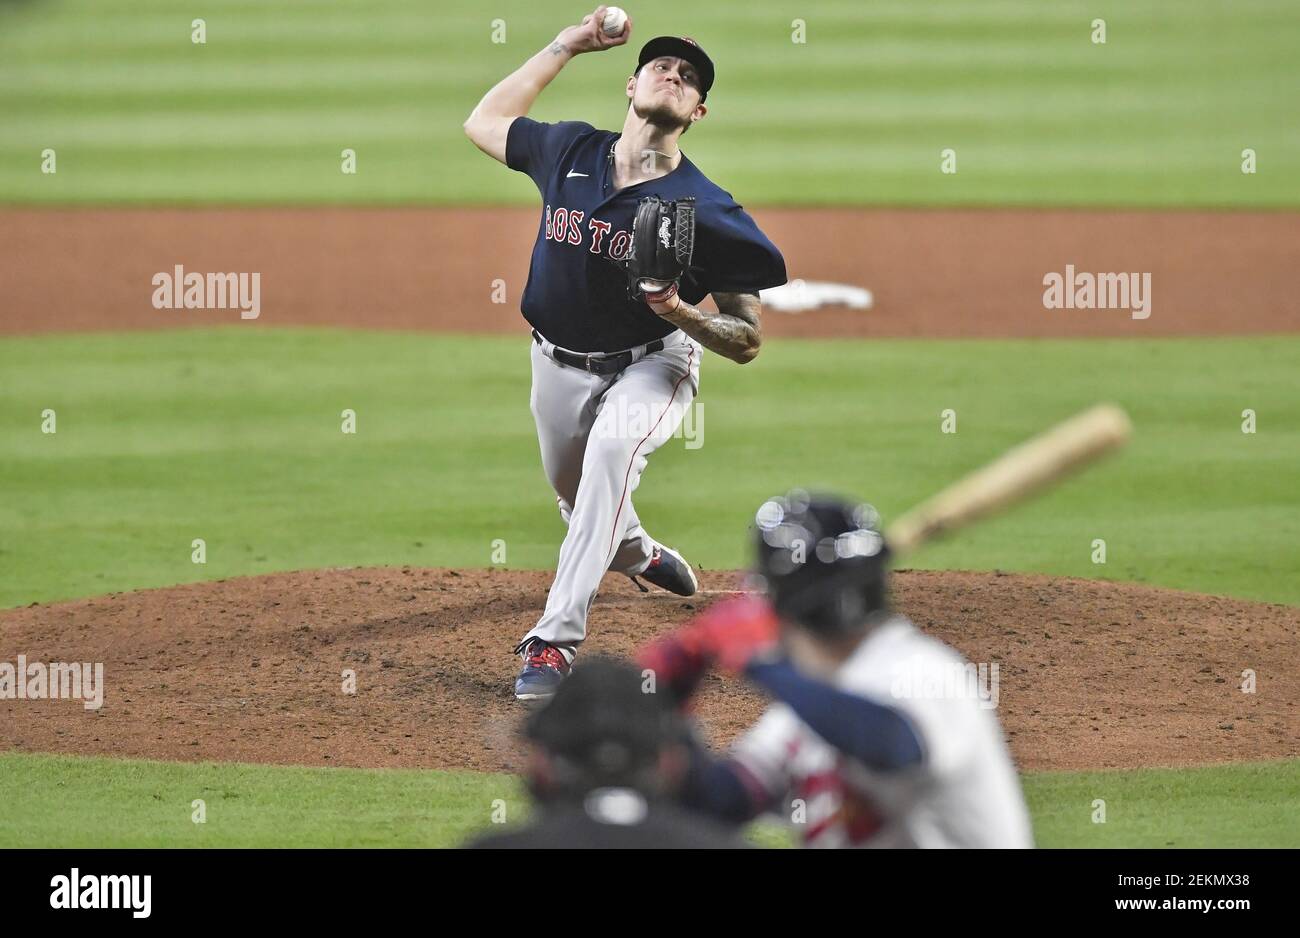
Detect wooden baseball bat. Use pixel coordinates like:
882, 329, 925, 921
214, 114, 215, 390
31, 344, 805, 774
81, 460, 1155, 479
885, 403, 1132, 555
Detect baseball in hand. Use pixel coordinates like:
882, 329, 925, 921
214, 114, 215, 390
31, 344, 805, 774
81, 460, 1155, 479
602, 6, 629, 38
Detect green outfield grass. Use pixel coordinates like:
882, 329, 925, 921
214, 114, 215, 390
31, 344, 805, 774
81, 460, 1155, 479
1, 0, 1297, 207
1024, 760, 1300, 848
1, 328, 1297, 610
0, 751, 1294, 847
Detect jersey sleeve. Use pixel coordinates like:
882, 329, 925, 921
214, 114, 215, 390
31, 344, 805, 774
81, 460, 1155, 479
839, 638, 983, 781
728, 703, 803, 808
693, 200, 787, 295
884, 688, 983, 780
745, 659, 923, 771
505, 117, 595, 191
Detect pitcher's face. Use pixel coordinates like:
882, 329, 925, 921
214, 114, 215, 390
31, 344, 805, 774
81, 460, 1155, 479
628, 56, 706, 131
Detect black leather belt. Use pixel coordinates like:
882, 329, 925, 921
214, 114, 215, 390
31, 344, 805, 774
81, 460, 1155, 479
532, 329, 664, 376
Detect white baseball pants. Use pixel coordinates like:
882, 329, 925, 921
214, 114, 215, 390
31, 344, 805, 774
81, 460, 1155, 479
521, 330, 701, 654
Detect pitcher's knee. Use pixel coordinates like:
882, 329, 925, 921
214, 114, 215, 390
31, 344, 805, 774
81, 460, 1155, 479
584, 432, 637, 470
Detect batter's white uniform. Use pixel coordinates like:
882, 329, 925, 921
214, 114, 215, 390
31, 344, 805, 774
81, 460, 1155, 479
732, 615, 1034, 848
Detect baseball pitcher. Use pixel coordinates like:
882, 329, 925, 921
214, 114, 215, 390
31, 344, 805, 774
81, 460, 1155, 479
639, 491, 1035, 848
464, 7, 787, 700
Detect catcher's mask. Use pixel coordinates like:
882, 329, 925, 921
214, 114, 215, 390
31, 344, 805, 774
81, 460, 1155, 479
752, 490, 891, 638
525, 657, 683, 803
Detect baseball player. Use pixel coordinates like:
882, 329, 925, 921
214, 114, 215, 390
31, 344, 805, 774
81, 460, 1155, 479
463, 7, 787, 700
638, 491, 1035, 848
466, 657, 747, 848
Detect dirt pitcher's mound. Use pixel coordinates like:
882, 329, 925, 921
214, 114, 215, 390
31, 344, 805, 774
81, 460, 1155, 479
1, 567, 1295, 773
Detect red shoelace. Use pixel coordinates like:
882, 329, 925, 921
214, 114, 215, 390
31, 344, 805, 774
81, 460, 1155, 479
525, 642, 569, 673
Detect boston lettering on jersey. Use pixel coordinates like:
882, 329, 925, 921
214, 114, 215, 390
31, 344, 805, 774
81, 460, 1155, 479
506, 117, 787, 353
543, 204, 631, 260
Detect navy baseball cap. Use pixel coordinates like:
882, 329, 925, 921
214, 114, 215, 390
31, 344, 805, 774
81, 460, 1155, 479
637, 36, 715, 101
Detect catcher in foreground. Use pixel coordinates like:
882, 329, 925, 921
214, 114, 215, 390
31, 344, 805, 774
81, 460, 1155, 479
463, 7, 787, 700
466, 658, 746, 849
639, 491, 1035, 848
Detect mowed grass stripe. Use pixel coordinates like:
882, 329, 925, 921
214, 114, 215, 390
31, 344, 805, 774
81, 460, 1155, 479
1, 330, 1297, 608
14, 62, 1278, 105
0, 124, 1234, 156
0, 166, 481, 205
0, 752, 1295, 848
12, 29, 1288, 73
3, 166, 1271, 208
4, 109, 436, 147
1, 101, 1261, 148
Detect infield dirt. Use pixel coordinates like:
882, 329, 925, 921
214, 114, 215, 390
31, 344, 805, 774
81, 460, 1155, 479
2, 207, 1297, 337
2, 567, 1295, 773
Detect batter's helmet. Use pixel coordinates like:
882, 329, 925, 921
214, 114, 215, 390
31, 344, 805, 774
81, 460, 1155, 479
752, 490, 890, 637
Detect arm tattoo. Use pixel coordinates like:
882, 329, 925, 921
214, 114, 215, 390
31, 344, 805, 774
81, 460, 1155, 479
549, 40, 568, 56
659, 291, 762, 364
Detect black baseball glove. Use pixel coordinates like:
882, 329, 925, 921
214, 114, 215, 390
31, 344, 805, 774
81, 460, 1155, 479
625, 196, 695, 303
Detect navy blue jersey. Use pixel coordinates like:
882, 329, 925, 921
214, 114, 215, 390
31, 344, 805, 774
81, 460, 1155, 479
506, 117, 787, 353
